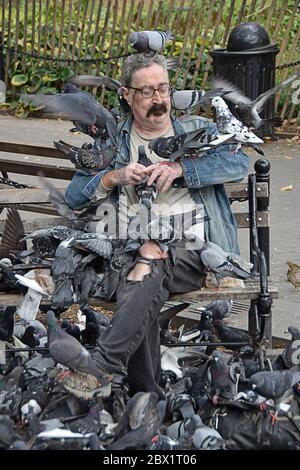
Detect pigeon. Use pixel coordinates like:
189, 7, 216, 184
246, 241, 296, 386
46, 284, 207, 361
159, 302, 190, 332
53, 140, 117, 171
148, 128, 207, 159
212, 316, 251, 350
0, 366, 24, 416
171, 88, 231, 111
69, 74, 132, 117
198, 241, 256, 286
281, 326, 300, 369
167, 393, 196, 420
19, 325, 40, 348
287, 262, 300, 290
134, 145, 157, 210
207, 351, 239, 403
22, 84, 117, 146
37, 176, 78, 221
108, 392, 166, 450
68, 402, 101, 435
204, 299, 233, 319
61, 320, 81, 341
210, 96, 264, 153
249, 366, 300, 424
0, 306, 15, 341
211, 73, 299, 129
46, 310, 110, 383
129, 30, 174, 53
0, 208, 26, 258
16, 269, 55, 322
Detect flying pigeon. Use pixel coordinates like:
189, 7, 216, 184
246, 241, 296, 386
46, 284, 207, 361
22, 84, 117, 147
53, 140, 117, 171
210, 96, 264, 154
211, 73, 299, 129
0, 208, 26, 258
69, 74, 131, 116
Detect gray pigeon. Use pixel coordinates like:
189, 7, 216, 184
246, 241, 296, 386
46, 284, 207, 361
46, 310, 110, 383
129, 30, 174, 53
249, 366, 300, 424
22, 85, 117, 146
212, 73, 298, 129
199, 241, 256, 285
69, 74, 131, 116
281, 325, 300, 368
208, 351, 239, 403
109, 392, 167, 450
171, 88, 231, 111
53, 140, 117, 171
38, 176, 78, 221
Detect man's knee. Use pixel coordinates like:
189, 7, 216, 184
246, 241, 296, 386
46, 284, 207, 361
126, 242, 169, 282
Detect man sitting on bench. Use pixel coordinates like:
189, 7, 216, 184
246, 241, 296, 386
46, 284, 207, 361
64, 53, 249, 397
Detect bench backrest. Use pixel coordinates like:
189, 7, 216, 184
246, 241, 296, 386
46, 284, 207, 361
0, 141, 271, 270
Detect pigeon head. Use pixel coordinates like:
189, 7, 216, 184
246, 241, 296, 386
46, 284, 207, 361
285, 325, 300, 338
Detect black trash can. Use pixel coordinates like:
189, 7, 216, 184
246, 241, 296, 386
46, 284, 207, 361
210, 22, 279, 138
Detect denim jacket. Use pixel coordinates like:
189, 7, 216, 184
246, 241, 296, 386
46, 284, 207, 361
65, 114, 249, 254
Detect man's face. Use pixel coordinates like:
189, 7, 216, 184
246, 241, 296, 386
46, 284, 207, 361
123, 63, 171, 130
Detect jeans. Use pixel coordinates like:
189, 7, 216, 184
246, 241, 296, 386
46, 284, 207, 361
91, 248, 206, 398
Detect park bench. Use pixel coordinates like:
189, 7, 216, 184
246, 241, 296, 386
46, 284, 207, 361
0, 141, 278, 346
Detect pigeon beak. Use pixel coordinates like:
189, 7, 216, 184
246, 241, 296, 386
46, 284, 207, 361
252, 384, 257, 390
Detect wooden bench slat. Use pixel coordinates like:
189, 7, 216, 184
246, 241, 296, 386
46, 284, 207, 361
0, 141, 67, 159
0, 281, 279, 309
225, 181, 268, 198
0, 159, 75, 180
0, 211, 270, 234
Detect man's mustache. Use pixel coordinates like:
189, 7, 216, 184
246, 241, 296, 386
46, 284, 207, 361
146, 103, 168, 117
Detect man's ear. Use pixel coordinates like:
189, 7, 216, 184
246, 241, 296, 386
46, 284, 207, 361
121, 86, 130, 104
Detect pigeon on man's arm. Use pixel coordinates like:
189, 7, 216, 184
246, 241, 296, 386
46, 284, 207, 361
53, 140, 117, 171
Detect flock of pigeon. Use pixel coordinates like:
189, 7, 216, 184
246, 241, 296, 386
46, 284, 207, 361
1, 30, 300, 450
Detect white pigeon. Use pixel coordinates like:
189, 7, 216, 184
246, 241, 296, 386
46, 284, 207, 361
16, 269, 55, 321
211, 96, 264, 146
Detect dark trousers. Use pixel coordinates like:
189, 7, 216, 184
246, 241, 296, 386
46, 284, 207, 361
92, 248, 206, 397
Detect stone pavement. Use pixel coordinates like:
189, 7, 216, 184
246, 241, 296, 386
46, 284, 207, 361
0, 114, 299, 338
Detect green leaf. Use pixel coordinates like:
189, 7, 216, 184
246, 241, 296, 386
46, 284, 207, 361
11, 74, 28, 86
41, 71, 59, 83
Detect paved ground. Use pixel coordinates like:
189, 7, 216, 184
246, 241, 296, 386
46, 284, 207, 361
1, 114, 300, 338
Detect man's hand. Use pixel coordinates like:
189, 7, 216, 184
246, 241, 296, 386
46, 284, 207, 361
102, 162, 147, 188
144, 162, 183, 192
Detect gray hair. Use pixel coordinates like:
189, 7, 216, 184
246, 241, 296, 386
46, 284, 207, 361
121, 54, 168, 87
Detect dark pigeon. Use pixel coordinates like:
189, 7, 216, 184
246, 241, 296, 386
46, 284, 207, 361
53, 140, 117, 171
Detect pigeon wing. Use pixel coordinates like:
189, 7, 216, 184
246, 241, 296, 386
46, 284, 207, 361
0, 208, 26, 256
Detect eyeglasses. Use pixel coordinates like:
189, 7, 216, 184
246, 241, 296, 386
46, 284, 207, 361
128, 84, 172, 99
